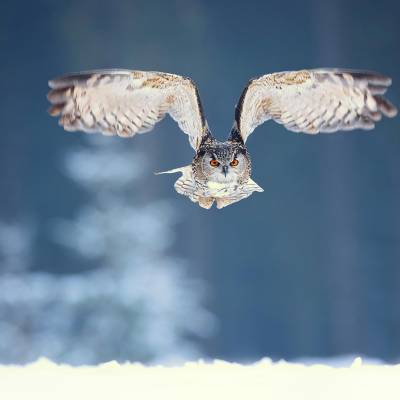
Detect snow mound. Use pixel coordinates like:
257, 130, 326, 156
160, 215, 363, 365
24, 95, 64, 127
1, 357, 399, 400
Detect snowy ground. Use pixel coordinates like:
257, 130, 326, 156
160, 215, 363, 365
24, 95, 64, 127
1, 358, 399, 400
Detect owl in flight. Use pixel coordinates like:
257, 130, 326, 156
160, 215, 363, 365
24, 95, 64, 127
48, 68, 397, 209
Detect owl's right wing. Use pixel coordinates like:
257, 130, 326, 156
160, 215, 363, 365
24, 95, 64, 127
234, 68, 397, 142
47, 69, 208, 150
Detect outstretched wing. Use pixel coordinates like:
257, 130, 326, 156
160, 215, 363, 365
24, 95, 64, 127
234, 68, 397, 142
47, 69, 207, 150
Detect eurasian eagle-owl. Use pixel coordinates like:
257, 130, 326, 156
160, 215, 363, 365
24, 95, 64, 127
47, 68, 397, 209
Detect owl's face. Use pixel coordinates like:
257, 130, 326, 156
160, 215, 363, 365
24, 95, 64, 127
196, 142, 250, 184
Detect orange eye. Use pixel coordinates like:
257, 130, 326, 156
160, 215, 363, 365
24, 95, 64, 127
230, 159, 239, 167
210, 159, 220, 167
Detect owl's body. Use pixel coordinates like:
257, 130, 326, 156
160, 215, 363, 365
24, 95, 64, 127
47, 68, 397, 209
161, 133, 262, 209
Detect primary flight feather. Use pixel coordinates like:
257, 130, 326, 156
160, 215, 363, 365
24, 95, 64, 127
48, 68, 397, 209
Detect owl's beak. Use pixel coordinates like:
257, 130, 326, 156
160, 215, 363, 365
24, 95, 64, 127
222, 165, 228, 177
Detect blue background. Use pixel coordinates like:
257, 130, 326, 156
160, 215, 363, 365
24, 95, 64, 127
0, 0, 399, 363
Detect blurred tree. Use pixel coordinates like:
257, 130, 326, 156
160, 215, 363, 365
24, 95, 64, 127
0, 137, 214, 365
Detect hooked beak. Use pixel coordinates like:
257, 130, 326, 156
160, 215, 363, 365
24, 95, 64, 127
222, 165, 228, 177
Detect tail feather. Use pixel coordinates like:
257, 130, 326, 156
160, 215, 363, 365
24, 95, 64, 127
155, 166, 190, 175
156, 165, 214, 208
155, 165, 196, 198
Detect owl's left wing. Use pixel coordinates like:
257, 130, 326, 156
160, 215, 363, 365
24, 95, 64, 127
234, 68, 397, 142
47, 69, 207, 150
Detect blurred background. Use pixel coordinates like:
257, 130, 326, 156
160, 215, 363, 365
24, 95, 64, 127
0, 0, 399, 365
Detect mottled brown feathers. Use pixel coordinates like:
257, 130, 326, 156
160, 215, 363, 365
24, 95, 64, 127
263, 70, 311, 86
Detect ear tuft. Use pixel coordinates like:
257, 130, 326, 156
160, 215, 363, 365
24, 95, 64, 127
229, 122, 245, 144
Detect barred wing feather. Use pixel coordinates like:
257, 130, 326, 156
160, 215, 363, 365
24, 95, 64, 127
48, 69, 207, 150
235, 69, 397, 142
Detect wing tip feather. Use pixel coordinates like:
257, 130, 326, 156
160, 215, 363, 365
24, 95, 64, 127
47, 105, 63, 116
374, 95, 398, 118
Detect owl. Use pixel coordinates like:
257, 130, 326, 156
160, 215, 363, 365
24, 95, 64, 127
47, 68, 397, 209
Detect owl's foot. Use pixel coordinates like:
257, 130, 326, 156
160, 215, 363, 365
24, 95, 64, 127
198, 197, 214, 209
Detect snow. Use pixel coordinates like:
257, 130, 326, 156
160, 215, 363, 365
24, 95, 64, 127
1, 358, 399, 400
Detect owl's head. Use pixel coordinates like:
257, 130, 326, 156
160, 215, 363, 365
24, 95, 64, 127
196, 141, 250, 184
